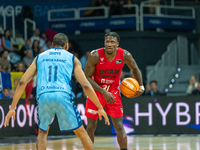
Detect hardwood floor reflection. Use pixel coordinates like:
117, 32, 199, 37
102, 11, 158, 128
0, 135, 200, 150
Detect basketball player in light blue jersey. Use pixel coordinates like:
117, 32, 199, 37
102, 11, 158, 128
4, 33, 110, 150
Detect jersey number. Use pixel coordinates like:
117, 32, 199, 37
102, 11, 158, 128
102, 85, 110, 91
48, 65, 58, 82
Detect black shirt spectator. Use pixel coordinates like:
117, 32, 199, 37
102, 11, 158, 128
146, 80, 165, 96
20, 38, 32, 59
0, 50, 11, 72
109, 0, 126, 16
191, 81, 200, 95
125, 0, 135, 14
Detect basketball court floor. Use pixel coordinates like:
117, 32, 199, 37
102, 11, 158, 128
0, 134, 200, 150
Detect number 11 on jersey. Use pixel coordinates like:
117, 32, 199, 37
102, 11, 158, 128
48, 65, 58, 82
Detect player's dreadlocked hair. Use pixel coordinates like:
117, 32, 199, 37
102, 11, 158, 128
104, 32, 120, 42
53, 33, 69, 47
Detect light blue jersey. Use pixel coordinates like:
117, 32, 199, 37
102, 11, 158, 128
35, 48, 82, 132
36, 48, 74, 99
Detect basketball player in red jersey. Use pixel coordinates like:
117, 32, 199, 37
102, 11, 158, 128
84, 32, 145, 150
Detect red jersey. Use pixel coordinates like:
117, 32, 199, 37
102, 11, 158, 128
93, 47, 124, 92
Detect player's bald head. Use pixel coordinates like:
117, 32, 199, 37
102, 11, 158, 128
53, 33, 69, 47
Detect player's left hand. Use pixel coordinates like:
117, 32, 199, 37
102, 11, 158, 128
131, 85, 145, 98
103, 91, 116, 104
98, 108, 110, 126
4, 109, 15, 127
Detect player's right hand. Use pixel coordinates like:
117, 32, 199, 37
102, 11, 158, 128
4, 109, 15, 127
131, 86, 145, 98
103, 91, 116, 104
98, 109, 110, 126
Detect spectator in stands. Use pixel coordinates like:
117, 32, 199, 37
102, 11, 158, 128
109, 0, 126, 16
1, 29, 15, 52
146, 80, 163, 96
186, 75, 198, 95
30, 28, 43, 48
40, 31, 48, 43
23, 49, 34, 69
46, 40, 52, 49
0, 50, 11, 72
9, 90, 15, 99
38, 47, 44, 54
7, 51, 21, 65
191, 81, 200, 95
80, 51, 90, 70
20, 38, 32, 59
15, 61, 25, 72
125, 0, 135, 14
32, 40, 40, 57
0, 87, 11, 99
40, 31, 48, 50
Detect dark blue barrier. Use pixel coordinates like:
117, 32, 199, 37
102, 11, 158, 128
0, 96, 200, 137
143, 16, 195, 30
49, 16, 137, 34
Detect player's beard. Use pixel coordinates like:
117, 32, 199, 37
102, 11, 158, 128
107, 51, 113, 55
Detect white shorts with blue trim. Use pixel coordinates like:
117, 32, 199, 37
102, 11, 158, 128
37, 91, 82, 132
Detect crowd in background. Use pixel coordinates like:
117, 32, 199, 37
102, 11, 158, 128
0, 0, 200, 99
0, 28, 87, 99
0, 26, 199, 99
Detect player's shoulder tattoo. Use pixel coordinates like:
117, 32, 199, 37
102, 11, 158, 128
90, 49, 99, 57
123, 49, 131, 57
88, 49, 99, 65
77, 58, 82, 68
123, 50, 133, 62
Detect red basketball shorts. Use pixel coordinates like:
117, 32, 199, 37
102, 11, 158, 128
85, 89, 123, 119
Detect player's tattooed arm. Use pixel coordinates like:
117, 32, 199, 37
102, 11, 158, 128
84, 50, 98, 77
84, 50, 105, 94
123, 50, 143, 86
77, 58, 82, 68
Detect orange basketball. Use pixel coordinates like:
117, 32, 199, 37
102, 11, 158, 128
120, 77, 139, 98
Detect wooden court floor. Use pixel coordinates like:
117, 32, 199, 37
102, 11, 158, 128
0, 135, 200, 150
